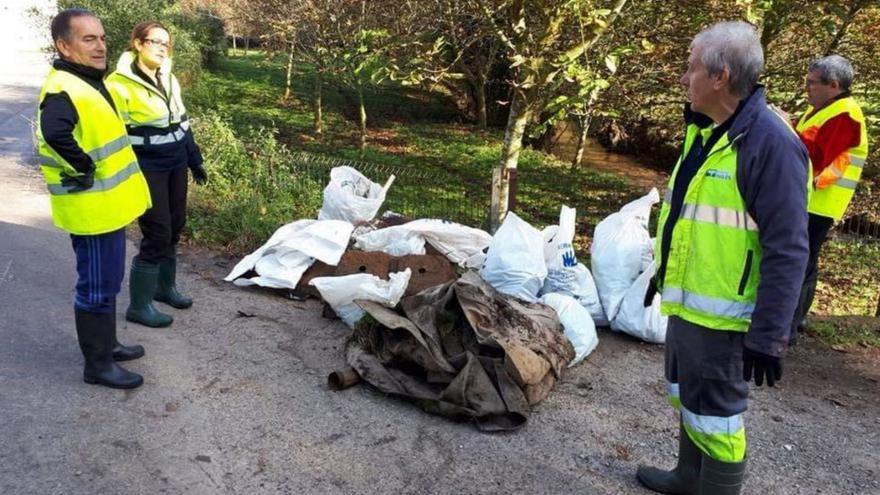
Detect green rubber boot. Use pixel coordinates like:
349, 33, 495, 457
699, 454, 746, 495
636, 423, 701, 494
154, 255, 193, 309
126, 259, 173, 327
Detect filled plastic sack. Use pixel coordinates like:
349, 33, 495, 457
542, 263, 608, 327
318, 166, 393, 224
539, 293, 599, 366
354, 219, 492, 267
309, 269, 412, 327
479, 212, 547, 303
590, 188, 659, 321
610, 261, 667, 343
225, 220, 353, 289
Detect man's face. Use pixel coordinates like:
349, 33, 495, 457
680, 46, 724, 115
805, 69, 840, 109
56, 16, 107, 71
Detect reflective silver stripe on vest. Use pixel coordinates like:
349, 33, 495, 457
86, 134, 130, 162
681, 203, 758, 232
663, 188, 672, 203
667, 382, 680, 399
835, 178, 859, 190
662, 287, 755, 320
850, 156, 866, 168
40, 156, 63, 168
47, 161, 140, 196
128, 122, 190, 146
682, 406, 744, 435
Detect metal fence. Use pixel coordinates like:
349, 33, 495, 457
286, 151, 880, 244
287, 151, 491, 229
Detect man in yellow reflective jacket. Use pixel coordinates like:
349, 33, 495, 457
787, 55, 869, 344
37, 9, 152, 389
637, 22, 809, 495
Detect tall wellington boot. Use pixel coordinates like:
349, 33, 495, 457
75, 309, 143, 389
699, 454, 746, 495
154, 255, 193, 309
636, 423, 701, 494
125, 259, 173, 327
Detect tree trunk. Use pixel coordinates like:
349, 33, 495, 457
284, 44, 295, 101
231, 35, 237, 57
313, 74, 323, 135
490, 92, 531, 231
358, 85, 367, 158
572, 114, 591, 169
244, 37, 250, 56
875, 285, 880, 317
475, 78, 488, 129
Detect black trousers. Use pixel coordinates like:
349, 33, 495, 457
137, 166, 189, 264
790, 213, 835, 339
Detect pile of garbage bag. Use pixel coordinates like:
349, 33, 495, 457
224, 165, 665, 429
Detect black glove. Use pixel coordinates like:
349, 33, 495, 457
189, 163, 208, 185
60, 171, 94, 193
743, 346, 783, 387
643, 276, 658, 307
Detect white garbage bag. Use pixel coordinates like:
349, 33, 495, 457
543, 205, 577, 270
479, 212, 547, 303
590, 188, 659, 321
611, 261, 667, 343
540, 293, 599, 366
225, 219, 353, 289
310, 269, 412, 328
318, 166, 393, 224
542, 263, 608, 327
354, 219, 492, 267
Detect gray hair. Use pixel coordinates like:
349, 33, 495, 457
809, 55, 854, 91
691, 21, 764, 97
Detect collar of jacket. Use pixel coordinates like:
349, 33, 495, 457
113, 50, 173, 94
53, 58, 106, 83
683, 85, 767, 144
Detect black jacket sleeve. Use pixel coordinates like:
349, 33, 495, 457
184, 129, 204, 168
39, 92, 95, 174
738, 113, 810, 357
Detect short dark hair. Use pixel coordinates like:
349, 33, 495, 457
50, 8, 96, 43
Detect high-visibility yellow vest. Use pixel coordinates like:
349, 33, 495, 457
36, 68, 151, 235
105, 51, 189, 144
796, 97, 869, 221
655, 125, 762, 331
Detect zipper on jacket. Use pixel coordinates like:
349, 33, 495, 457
738, 249, 754, 296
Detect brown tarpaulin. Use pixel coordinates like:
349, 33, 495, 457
348, 271, 574, 432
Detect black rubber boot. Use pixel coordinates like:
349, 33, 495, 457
154, 255, 193, 309
699, 454, 746, 494
126, 259, 173, 327
636, 423, 701, 494
75, 310, 143, 389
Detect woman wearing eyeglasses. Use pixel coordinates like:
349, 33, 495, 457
106, 21, 206, 328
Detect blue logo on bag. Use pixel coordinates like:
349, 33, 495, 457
562, 249, 577, 267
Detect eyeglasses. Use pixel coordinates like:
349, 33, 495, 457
143, 38, 170, 49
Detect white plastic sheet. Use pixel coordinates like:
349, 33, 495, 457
540, 293, 599, 366
354, 219, 492, 267
224, 219, 353, 289
610, 261, 667, 343
318, 166, 393, 224
479, 212, 547, 303
309, 269, 412, 327
590, 188, 659, 321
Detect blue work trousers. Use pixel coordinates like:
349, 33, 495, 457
70, 228, 126, 313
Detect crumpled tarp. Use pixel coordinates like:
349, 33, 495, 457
348, 271, 574, 432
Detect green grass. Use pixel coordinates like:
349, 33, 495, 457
814, 240, 880, 317
808, 316, 880, 349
